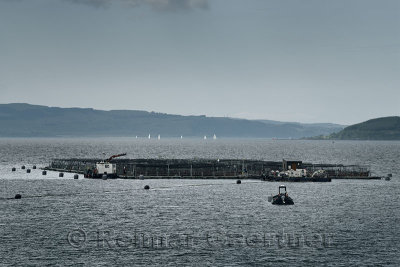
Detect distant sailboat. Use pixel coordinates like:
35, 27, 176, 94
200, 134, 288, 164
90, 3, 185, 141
204, 135, 207, 140
148, 134, 151, 139
180, 135, 183, 139
213, 134, 217, 140
135, 136, 138, 139
158, 134, 160, 140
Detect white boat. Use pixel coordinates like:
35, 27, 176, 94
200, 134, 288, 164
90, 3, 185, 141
85, 153, 126, 179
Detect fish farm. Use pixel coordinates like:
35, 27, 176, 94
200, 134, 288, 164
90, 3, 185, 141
44, 158, 381, 181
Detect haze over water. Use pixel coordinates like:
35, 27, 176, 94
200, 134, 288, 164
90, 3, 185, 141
0, 138, 399, 265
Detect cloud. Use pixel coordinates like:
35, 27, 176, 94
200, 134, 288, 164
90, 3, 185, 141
63, 0, 209, 10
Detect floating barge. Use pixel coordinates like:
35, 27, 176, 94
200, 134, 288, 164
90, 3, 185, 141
44, 158, 381, 181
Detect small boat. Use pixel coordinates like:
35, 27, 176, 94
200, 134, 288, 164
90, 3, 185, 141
84, 153, 126, 179
271, 185, 294, 205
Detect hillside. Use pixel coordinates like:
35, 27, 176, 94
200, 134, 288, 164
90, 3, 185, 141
328, 116, 400, 140
257, 120, 343, 137
0, 103, 343, 138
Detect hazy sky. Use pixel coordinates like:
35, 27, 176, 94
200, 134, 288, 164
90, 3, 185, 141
0, 0, 399, 124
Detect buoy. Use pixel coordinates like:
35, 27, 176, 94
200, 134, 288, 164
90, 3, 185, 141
144, 185, 150, 190
42, 171, 47, 175
15, 194, 22, 199
102, 174, 107, 180
26, 169, 31, 173
74, 174, 79, 179
236, 180, 241, 184
21, 166, 25, 170
59, 173, 64, 177
12, 167, 16, 172
33, 166, 37, 169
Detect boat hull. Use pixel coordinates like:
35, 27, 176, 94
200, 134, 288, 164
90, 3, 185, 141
272, 194, 294, 205
262, 176, 331, 182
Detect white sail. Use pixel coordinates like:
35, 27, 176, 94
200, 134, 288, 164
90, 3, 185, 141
158, 134, 160, 140
148, 134, 151, 139
180, 135, 183, 139
213, 134, 217, 140
204, 135, 207, 140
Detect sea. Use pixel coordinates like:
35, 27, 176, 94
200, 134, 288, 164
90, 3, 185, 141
0, 138, 399, 266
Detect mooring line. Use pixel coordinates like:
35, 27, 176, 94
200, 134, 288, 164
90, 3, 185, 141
0, 180, 265, 201
150, 180, 264, 190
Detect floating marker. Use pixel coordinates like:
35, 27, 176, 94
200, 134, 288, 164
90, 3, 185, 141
12, 167, 16, 172
21, 166, 25, 170
33, 166, 37, 169
74, 174, 79, 179
15, 194, 22, 199
42, 171, 47, 175
236, 180, 241, 184
26, 169, 31, 173
59, 173, 64, 177
144, 185, 150, 190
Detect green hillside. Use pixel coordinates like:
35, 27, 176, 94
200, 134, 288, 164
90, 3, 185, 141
329, 116, 400, 140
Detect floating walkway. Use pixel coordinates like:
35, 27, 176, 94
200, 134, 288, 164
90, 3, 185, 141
44, 158, 380, 181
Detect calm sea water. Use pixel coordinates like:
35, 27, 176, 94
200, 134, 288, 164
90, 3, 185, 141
0, 138, 399, 266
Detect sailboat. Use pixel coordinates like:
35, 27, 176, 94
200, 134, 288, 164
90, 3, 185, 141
180, 135, 183, 139
158, 134, 161, 140
148, 134, 151, 139
213, 134, 217, 140
204, 135, 207, 140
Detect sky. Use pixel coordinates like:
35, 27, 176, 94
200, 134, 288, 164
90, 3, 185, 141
0, 0, 399, 124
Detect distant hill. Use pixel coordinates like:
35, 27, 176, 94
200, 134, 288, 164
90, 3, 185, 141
257, 120, 344, 137
308, 116, 400, 140
327, 116, 400, 140
0, 103, 344, 138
